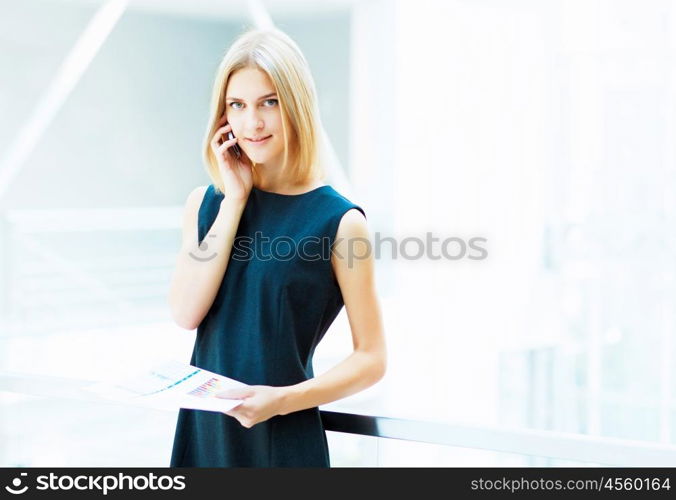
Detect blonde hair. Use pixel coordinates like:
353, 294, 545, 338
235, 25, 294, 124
203, 28, 325, 195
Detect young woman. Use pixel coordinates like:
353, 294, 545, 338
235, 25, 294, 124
168, 28, 386, 467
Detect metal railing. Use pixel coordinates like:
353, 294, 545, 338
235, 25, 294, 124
1, 371, 675, 467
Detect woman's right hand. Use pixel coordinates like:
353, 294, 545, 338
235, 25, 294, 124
210, 115, 254, 203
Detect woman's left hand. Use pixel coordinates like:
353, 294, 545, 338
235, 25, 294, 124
216, 385, 286, 428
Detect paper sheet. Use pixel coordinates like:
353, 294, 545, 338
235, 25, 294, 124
84, 360, 246, 414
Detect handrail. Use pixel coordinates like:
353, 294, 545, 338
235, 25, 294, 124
1, 371, 675, 466
319, 410, 676, 466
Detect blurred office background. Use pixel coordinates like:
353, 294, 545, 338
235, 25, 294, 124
1, 0, 676, 466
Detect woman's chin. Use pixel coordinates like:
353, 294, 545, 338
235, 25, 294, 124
245, 153, 273, 165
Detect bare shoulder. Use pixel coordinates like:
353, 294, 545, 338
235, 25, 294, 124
335, 208, 369, 241
179, 186, 209, 239
184, 185, 209, 212
337, 207, 367, 229
188, 184, 209, 201
332, 208, 372, 276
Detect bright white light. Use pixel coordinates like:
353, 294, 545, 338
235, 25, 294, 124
0, 0, 129, 200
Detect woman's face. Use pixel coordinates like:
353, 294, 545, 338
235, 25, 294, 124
224, 67, 285, 166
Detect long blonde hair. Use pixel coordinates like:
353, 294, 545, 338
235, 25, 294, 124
203, 28, 325, 195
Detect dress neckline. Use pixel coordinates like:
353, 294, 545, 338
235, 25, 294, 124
251, 184, 329, 197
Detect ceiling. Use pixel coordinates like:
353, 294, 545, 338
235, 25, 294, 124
40, 0, 360, 21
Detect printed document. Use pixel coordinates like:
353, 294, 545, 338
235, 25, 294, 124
84, 360, 245, 413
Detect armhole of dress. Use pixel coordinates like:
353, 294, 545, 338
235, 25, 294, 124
328, 204, 367, 288
196, 184, 214, 246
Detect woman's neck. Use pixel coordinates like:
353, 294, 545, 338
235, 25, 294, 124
253, 167, 323, 195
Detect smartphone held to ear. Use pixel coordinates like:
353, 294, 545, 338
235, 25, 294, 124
227, 129, 242, 160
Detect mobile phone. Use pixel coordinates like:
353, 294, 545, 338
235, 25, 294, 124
226, 126, 242, 160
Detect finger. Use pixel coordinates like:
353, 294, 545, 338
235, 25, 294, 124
224, 412, 250, 428
216, 138, 238, 154
210, 124, 231, 142
214, 130, 235, 148
212, 126, 232, 143
214, 123, 232, 135
216, 386, 254, 399
212, 135, 236, 150
223, 402, 246, 416
216, 389, 246, 399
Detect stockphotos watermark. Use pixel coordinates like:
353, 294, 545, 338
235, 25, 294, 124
189, 231, 488, 267
4, 471, 186, 495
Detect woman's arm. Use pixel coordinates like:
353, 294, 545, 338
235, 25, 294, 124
278, 208, 387, 414
168, 186, 247, 330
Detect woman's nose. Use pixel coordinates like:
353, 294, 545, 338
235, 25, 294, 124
246, 111, 264, 130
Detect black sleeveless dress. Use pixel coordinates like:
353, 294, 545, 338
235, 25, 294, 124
170, 183, 365, 467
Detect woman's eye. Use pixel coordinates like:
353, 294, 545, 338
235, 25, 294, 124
228, 99, 277, 110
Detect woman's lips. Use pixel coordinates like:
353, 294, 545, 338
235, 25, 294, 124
246, 135, 271, 145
